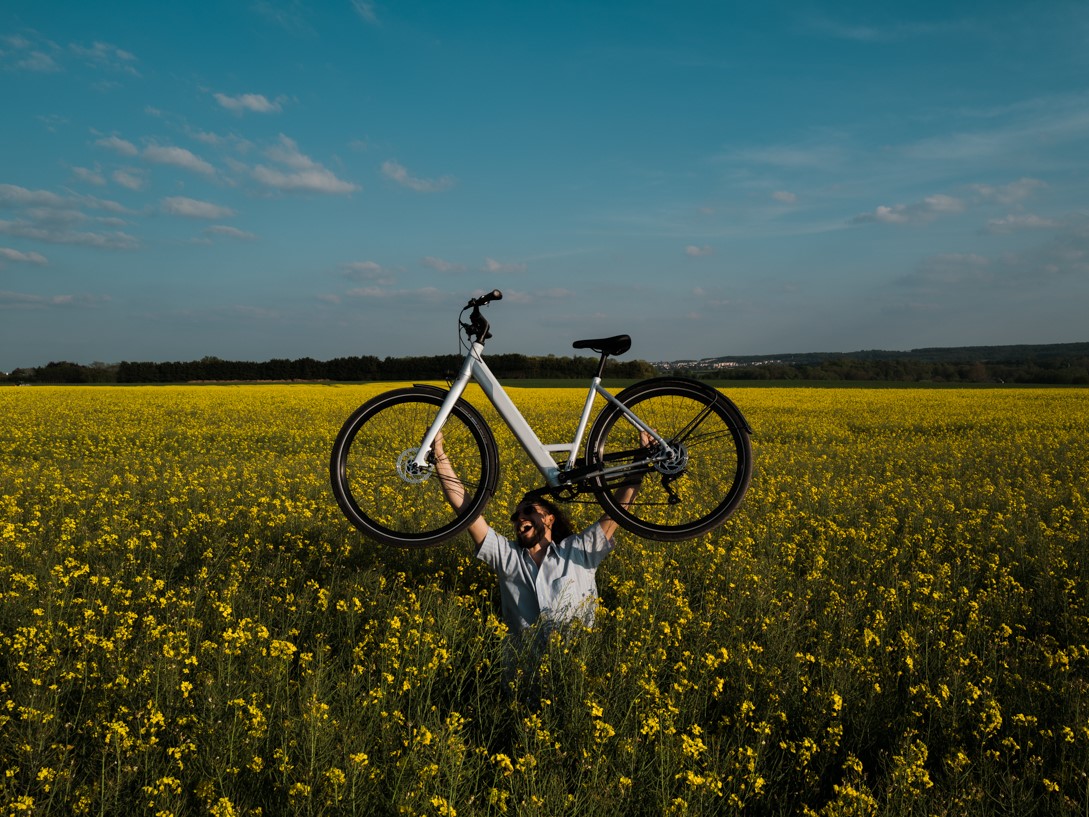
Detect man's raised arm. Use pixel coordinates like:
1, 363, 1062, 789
432, 431, 490, 549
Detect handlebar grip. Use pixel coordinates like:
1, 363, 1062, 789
469, 290, 503, 307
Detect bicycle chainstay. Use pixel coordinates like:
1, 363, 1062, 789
539, 450, 682, 506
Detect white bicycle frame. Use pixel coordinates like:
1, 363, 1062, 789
411, 340, 671, 486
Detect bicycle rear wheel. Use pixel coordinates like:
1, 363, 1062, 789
330, 387, 499, 548
586, 378, 752, 541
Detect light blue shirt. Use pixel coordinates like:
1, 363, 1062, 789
476, 522, 615, 635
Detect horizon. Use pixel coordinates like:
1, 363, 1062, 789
3, 1, 1089, 371
6, 337, 1088, 375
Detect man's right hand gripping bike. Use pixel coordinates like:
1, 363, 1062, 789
330, 290, 753, 548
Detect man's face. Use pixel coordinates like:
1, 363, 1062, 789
510, 502, 554, 549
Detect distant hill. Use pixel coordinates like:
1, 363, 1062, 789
660, 341, 1089, 368
656, 342, 1089, 385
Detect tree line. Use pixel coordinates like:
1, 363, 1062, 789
683, 356, 1089, 385
2, 354, 658, 385
6, 350, 1088, 385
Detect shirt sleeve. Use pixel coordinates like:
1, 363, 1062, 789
563, 521, 615, 569
475, 526, 504, 571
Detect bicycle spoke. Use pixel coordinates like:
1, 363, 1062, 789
671, 401, 717, 446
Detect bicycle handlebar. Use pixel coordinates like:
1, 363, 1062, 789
467, 289, 502, 308
461, 290, 502, 344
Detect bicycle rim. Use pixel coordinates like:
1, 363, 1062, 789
330, 390, 497, 547
588, 382, 752, 540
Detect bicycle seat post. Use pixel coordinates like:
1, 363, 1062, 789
594, 350, 609, 379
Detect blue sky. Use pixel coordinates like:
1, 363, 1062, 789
2, 1, 1088, 371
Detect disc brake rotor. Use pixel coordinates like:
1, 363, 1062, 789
396, 448, 432, 484
654, 442, 689, 476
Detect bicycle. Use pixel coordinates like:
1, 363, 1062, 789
330, 290, 753, 548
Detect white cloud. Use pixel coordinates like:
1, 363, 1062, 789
345, 286, 387, 298
345, 261, 383, 273
482, 257, 526, 273
496, 288, 573, 305
343, 261, 394, 284
1, 185, 129, 222
345, 286, 445, 302
95, 135, 139, 156
264, 135, 319, 169
144, 144, 216, 176
162, 197, 236, 219
972, 177, 1047, 205
868, 206, 911, 224
422, 256, 466, 272
352, 0, 379, 25
1, 185, 129, 220
190, 129, 226, 146
691, 286, 733, 308
69, 41, 139, 75
251, 135, 359, 194
926, 194, 965, 213
23, 207, 86, 226
204, 225, 257, 241
535, 287, 574, 299
72, 166, 106, 186
72, 193, 129, 215
852, 194, 965, 225
1, 34, 62, 73
985, 214, 1060, 234
808, 15, 974, 43
719, 140, 847, 170
0, 247, 48, 265
0, 290, 111, 310
251, 0, 313, 33
37, 114, 68, 132
0, 184, 67, 209
112, 169, 146, 191
381, 160, 456, 192
684, 245, 714, 257
899, 223, 1089, 291
0, 219, 138, 249
900, 253, 992, 288
214, 92, 283, 114
772, 190, 798, 204
18, 50, 61, 72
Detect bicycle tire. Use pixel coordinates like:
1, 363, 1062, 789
330, 387, 499, 548
585, 377, 752, 541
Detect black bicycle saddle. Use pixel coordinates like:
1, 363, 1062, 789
572, 334, 631, 356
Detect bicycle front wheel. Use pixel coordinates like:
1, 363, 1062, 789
586, 378, 752, 541
330, 388, 499, 548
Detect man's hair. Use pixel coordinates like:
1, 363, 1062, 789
521, 490, 574, 543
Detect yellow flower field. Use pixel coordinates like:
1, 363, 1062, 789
1, 384, 1087, 815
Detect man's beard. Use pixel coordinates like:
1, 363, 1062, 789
515, 519, 545, 549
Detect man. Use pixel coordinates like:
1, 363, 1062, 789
431, 431, 642, 641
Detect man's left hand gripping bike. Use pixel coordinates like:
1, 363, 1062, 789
330, 290, 753, 548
